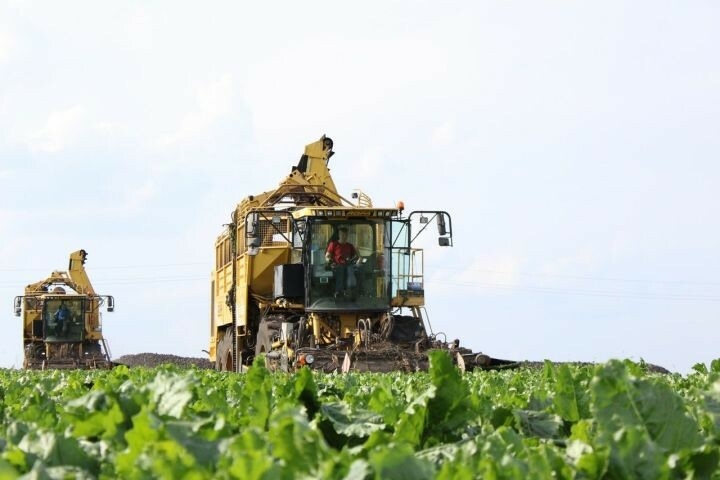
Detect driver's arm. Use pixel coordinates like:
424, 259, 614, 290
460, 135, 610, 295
325, 244, 333, 263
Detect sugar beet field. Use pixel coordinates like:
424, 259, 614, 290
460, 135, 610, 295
1, 351, 720, 479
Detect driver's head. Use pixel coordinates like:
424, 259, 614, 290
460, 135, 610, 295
338, 227, 348, 242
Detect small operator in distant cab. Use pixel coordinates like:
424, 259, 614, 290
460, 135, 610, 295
53, 301, 71, 337
325, 227, 358, 298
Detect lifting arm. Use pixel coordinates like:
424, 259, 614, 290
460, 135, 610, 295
67, 249, 96, 295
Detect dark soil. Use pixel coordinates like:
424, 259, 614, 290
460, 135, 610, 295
518, 360, 671, 374
112, 353, 670, 374
114, 353, 214, 370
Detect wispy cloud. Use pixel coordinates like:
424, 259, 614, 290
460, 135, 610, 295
242, 36, 447, 138
424, 249, 525, 297
19, 106, 87, 154
155, 74, 234, 149
122, 180, 157, 212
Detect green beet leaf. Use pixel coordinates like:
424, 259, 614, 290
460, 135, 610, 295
424, 350, 473, 445
267, 405, 331, 476
367, 375, 405, 426
553, 363, 590, 422
0, 458, 18, 478
703, 379, 720, 434
293, 367, 320, 419
63, 390, 126, 440
591, 361, 703, 452
605, 426, 670, 480
711, 359, 720, 373
367, 443, 435, 480
164, 418, 224, 467
17, 430, 99, 475
320, 401, 386, 438
242, 356, 273, 430
218, 428, 283, 480
512, 409, 563, 440
343, 459, 372, 480
148, 372, 196, 419
393, 386, 435, 447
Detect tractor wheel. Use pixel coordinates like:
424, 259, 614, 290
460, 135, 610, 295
255, 315, 282, 357
216, 328, 234, 372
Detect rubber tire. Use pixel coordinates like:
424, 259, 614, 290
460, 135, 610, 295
216, 329, 234, 371
255, 317, 282, 357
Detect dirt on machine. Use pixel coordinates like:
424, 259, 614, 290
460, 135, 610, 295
13, 249, 115, 370
209, 135, 513, 373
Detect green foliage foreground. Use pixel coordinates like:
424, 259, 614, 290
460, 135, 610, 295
1, 354, 720, 479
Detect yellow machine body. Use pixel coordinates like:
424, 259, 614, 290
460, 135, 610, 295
208, 136, 505, 373
14, 249, 115, 369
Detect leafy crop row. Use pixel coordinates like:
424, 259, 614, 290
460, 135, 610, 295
0, 353, 719, 479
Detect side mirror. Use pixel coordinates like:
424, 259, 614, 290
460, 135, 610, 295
438, 237, 450, 247
14, 297, 21, 317
437, 214, 447, 236
246, 214, 258, 236
107, 296, 115, 312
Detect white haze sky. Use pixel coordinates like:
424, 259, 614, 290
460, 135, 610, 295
1, 2, 718, 373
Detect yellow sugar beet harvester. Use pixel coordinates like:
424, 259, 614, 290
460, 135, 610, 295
14, 249, 115, 369
209, 136, 513, 373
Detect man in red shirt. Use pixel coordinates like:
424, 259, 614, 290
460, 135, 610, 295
325, 227, 358, 297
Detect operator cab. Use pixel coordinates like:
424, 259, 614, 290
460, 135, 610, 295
43, 296, 86, 342
305, 218, 390, 311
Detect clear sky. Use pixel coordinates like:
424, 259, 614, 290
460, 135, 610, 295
1, 2, 718, 374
